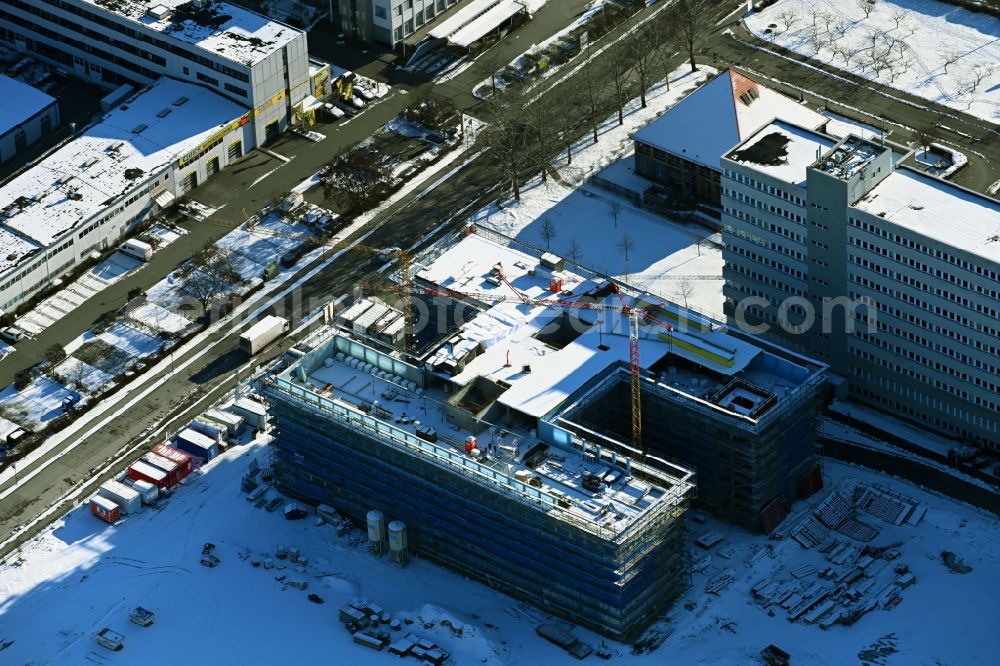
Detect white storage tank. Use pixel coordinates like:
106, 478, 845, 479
367, 510, 387, 555
388, 521, 409, 566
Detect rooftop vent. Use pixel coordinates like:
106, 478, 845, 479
67, 190, 83, 201
107, 141, 125, 153
132, 123, 148, 134
55, 174, 73, 185
147, 4, 171, 21
172, 96, 189, 107
156, 108, 172, 118
82, 157, 100, 169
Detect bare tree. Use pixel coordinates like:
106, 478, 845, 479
322, 146, 393, 213
575, 65, 607, 145
890, 8, 907, 30
971, 64, 995, 90
524, 96, 559, 183
610, 201, 622, 229
777, 9, 800, 33
675, 280, 695, 309
565, 238, 584, 265
607, 43, 634, 126
914, 126, 934, 157
857, 0, 876, 20
941, 50, 961, 74
618, 231, 635, 264
482, 90, 534, 201
649, 12, 679, 90
539, 217, 557, 249
178, 247, 244, 307
668, 0, 713, 73
625, 23, 658, 109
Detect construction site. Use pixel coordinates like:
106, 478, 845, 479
262, 226, 828, 640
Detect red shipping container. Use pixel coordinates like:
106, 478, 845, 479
153, 443, 193, 480
128, 460, 170, 489
142, 452, 181, 487
90, 496, 120, 523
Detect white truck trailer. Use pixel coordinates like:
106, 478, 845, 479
239, 316, 290, 355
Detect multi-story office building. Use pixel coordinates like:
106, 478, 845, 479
721, 120, 1000, 449
0, 74, 60, 166
0, 0, 309, 145
0, 78, 252, 313
339, 0, 462, 46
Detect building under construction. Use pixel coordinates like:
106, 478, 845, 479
263, 228, 826, 639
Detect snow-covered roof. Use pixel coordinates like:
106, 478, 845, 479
726, 120, 836, 187
80, 0, 302, 66
632, 69, 826, 171
420, 235, 767, 419
854, 168, 1000, 264
429, 0, 525, 47
0, 75, 56, 137
0, 78, 247, 249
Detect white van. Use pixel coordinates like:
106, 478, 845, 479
119, 238, 153, 262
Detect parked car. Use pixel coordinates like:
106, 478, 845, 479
0, 326, 25, 343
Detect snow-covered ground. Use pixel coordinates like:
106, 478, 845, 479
0, 377, 77, 430
51, 357, 115, 394
471, 65, 725, 318
746, 0, 1000, 123
2, 433, 999, 664
97, 323, 165, 359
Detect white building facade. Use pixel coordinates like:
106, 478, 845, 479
0, 78, 253, 314
721, 122, 1000, 449
0, 0, 309, 146
341, 0, 462, 46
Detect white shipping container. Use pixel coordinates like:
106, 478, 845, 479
131, 479, 159, 504
99, 480, 142, 515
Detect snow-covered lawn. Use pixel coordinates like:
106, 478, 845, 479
51, 357, 116, 394
126, 301, 196, 336
2, 435, 999, 664
472, 65, 725, 318
97, 323, 165, 359
746, 0, 1000, 122
0, 377, 77, 428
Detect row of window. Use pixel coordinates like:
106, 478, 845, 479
725, 260, 804, 296
856, 315, 1000, 378
722, 168, 806, 206
851, 383, 998, 443
723, 189, 805, 224
849, 215, 1000, 283
37, 0, 251, 81
724, 206, 803, 243
0, 9, 160, 80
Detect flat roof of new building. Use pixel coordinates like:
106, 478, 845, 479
0, 75, 56, 137
726, 120, 836, 187
854, 168, 1000, 263
418, 234, 807, 420
0, 77, 247, 251
632, 69, 826, 171
81, 0, 302, 65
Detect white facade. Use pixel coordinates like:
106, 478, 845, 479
721, 122, 1000, 449
0, 74, 60, 165
0, 0, 309, 146
342, 0, 461, 46
0, 78, 252, 313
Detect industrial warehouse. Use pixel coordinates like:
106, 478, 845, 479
262, 228, 828, 639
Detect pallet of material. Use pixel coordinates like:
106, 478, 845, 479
706, 568, 736, 594
905, 504, 927, 526
834, 517, 880, 542
790, 564, 817, 579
